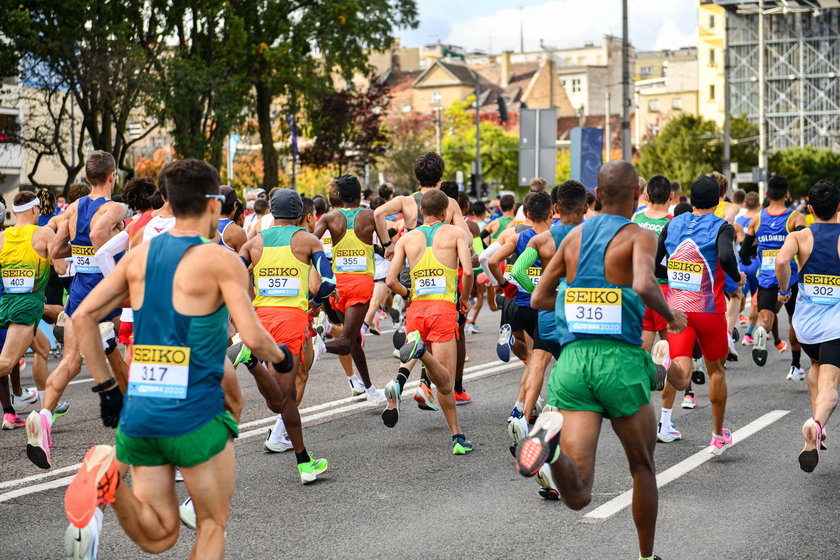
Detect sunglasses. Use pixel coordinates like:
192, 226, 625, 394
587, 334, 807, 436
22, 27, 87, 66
206, 194, 225, 202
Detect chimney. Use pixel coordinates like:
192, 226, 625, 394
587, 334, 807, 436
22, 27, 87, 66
501, 50, 512, 88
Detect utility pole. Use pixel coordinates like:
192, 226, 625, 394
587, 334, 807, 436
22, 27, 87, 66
475, 80, 482, 192
723, 10, 731, 190
605, 91, 611, 162
758, 0, 767, 200
621, 0, 632, 161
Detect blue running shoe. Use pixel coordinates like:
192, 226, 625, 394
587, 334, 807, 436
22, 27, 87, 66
496, 324, 513, 362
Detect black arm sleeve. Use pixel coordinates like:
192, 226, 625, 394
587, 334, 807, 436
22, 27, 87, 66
480, 229, 492, 241
654, 222, 670, 280
373, 244, 385, 257
717, 224, 740, 281
739, 233, 756, 265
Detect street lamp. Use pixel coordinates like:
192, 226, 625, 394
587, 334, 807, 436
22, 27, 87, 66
431, 91, 443, 154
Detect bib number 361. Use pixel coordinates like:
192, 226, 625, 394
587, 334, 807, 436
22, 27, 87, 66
128, 345, 190, 399
564, 288, 623, 334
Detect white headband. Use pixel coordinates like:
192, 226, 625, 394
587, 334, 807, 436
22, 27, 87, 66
12, 200, 38, 213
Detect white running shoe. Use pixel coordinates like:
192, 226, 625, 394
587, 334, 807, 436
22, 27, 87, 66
360, 323, 370, 337
534, 463, 558, 497
64, 508, 102, 560
174, 468, 184, 482
786, 365, 806, 381
507, 411, 529, 445
264, 428, 293, 453
496, 324, 514, 362
348, 374, 366, 396
366, 385, 386, 405
179, 497, 196, 530
11, 387, 38, 412
312, 334, 327, 366
391, 348, 401, 360
651, 340, 670, 391
657, 423, 683, 443
681, 393, 697, 409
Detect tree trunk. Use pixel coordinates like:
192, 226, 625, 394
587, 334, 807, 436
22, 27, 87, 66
255, 81, 278, 191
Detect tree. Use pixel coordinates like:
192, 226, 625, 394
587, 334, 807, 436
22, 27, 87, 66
380, 111, 434, 193
770, 146, 840, 198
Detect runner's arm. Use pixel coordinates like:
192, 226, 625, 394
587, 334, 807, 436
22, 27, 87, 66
510, 247, 539, 294
373, 198, 403, 251
89, 203, 127, 250
456, 233, 474, 314
654, 222, 670, 280
94, 230, 129, 276
478, 242, 503, 286
385, 237, 409, 299
531, 237, 568, 311
775, 233, 798, 294
633, 230, 676, 323
487, 233, 518, 289
717, 224, 740, 282
49, 209, 73, 259
309, 248, 336, 305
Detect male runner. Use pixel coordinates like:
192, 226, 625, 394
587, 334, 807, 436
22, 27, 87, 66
482, 194, 516, 244
710, 171, 744, 361
62, 158, 293, 560
736, 191, 761, 347
740, 174, 805, 378
216, 185, 247, 252
776, 180, 840, 472
522, 161, 686, 560
382, 189, 474, 454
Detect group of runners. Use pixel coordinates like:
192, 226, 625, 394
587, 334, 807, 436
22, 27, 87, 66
0, 148, 837, 560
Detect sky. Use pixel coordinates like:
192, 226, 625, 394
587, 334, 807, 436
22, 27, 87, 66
397, 0, 698, 53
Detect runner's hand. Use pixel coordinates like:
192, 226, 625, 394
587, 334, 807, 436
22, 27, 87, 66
98, 387, 123, 428
385, 245, 395, 261
666, 309, 688, 334
500, 280, 519, 300
459, 296, 471, 316
778, 292, 791, 304
738, 272, 746, 288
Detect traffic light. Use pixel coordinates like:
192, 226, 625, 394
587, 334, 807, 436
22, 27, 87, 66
470, 173, 478, 199
497, 95, 508, 123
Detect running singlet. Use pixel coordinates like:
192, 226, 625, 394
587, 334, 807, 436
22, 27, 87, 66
714, 200, 727, 219
321, 229, 333, 259
71, 196, 113, 275
143, 215, 176, 243
410, 222, 458, 304
0, 225, 50, 295
492, 217, 514, 241
756, 207, 798, 288
664, 212, 728, 313
632, 212, 672, 286
513, 228, 541, 307
538, 224, 576, 354
792, 223, 840, 344
331, 208, 374, 276
121, 233, 228, 438
555, 214, 645, 347
252, 226, 311, 311
217, 218, 234, 251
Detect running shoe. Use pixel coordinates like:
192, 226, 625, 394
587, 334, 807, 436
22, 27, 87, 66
25, 410, 52, 469
531, 395, 545, 420
298, 453, 328, 484
651, 340, 670, 391
389, 305, 401, 325
738, 314, 749, 325
54, 311, 68, 344
709, 429, 733, 456
312, 333, 326, 366
399, 330, 426, 363
226, 341, 255, 369
453, 389, 472, 405
799, 418, 823, 473
53, 401, 71, 420
312, 311, 327, 337
786, 365, 806, 382
64, 509, 102, 560
179, 497, 196, 529
776, 340, 788, 353
65, 445, 119, 529
413, 380, 440, 411
821, 426, 828, 451
391, 348, 401, 360
727, 335, 739, 362
360, 322, 371, 337
507, 407, 528, 445
452, 435, 473, 455
381, 380, 401, 428
751, 326, 768, 367
741, 334, 754, 346
691, 358, 706, 385
681, 393, 696, 409
11, 387, 37, 412
2, 413, 24, 430
731, 327, 740, 343
392, 323, 406, 350
372, 314, 382, 335
515, 411, 564, 477
657, 423, 682, 443
264, 428, 293, 453
347, 374, 366, 396
174, 468, 184, 482
535, 463, 559, 500
365, 385, 386, 405
465, 322, 481, 335
496, 324, 514, 362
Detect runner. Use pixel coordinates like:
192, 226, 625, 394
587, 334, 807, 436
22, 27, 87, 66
521, 161, 686, 560
382, 189, 474, 454
481, 194, 516, 243
736, 192, 761, 347
740, 174, 805, 378
362, 197, 394, 336
216, 185, 247, 252
62, 158, 294, 560
467, 199, 495, 325
775, 180, 840, 472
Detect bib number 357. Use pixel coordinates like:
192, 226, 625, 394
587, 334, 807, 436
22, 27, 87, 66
128, 345, 190, 399
564, 287, 623, 334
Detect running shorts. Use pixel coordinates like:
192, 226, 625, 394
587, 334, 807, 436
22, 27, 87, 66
724, 274, 739, 296
757, 284, 798, 316
374, 258, 390, 282
0, 293, 45, 328
115, 411, 238, 468
118, 320, 133, 345
741, 260, 759, 296
500, 296, 518, 329
642, 285, 669, 332
256, 306, 308, 359
66, 274, 120, 320
801, 339, 840, 369
330, 273, 374, 314
537, 310, 562, 359
668, 312, 728, 362
44, 267, 65, 306
512, 305, 549, 352
547, 339, 655, 418
406, 300, 459, 344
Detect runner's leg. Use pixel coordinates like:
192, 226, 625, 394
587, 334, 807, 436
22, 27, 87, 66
109, 463, 181, 553
549, 409, 602, 510
180, 442, 235, 560
424, 339, 461, 436
706, 357, 727, 436
522, 349, 552, 420
222, 358, 243, 422
43, 320, 84, 412
0, 323, 36, 376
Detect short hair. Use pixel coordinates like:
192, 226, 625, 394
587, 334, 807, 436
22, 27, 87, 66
420, 189, 448, 219
378, 184, 394, 200
36, 189, 56, 216
253, 198, 269, 215
597, 161, 640, 205
529, 178, 547, 192
327, 180, 342, 207
122, 177, 156, 213
671, 181, 682, 195
744, 191, 760, 210
524, 191, 552, 222
68, 182, 92, 203
732, 189, 746, 205
369, 196, 386, 211
336, 174, 362, 203
457, 192, 471, 213
440, 181, 459, 200
767, 174, 789, 201
499, 194, 515, 212
158, 159, 220, 218
471, 200, 487, 218
555, 180, 587, 215
638, 176, 647, 192
709, 171, 729, 198
85, 151, 116, 185
673, 202, 694, 216
14, 191, 37, 208
313, 195, 328, 216
300, 196, 315, 218
414, 152, 445, 187
646, 175, 671, 205
362, 188, 373, 201
808, 180, 840, 221
219, 185, 239, 215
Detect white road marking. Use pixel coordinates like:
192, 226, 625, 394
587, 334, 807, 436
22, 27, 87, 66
0, 475, 76, 503
583, 409, 791, 520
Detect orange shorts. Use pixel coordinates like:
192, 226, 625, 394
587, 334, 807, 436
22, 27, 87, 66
330, 273, 374, 314
406, 300, 460, 344
256, 306, 308, 359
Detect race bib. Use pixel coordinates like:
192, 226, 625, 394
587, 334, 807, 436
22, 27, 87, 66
334, 250, 366, 272
128, 345, 190, 399
71, 245, 101, 274
801, 274, 840, 305
1, 269, 35, 293
414, 271, 446, 296
667, 260, 703, 292
503, 264, 518, 286
564, 288, 622, 334
257, 276, 301, 297
527, 266, 542, 286
761, 249, 779, 272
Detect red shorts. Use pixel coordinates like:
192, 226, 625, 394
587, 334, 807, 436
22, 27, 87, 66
669, 312, 728, 362
330, 273, 374, 314
643, 285, 669, 332
406, 300, 460, 344
256, 307, 308, 359
118, 321, 133, 345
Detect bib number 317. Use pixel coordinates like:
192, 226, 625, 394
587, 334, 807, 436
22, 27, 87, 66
128, 345, 190, 399
564, 288, 623, 334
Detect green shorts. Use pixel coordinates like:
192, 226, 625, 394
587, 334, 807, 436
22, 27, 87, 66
547, 339, 655, 419
0, 292, 45, 329
115, 411, 238, 468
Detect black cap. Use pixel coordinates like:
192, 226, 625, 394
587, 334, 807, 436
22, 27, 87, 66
690, 175, 719, 210
271, 189, 303, 219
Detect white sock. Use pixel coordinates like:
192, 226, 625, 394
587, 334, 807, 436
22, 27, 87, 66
37, 391, 45, 406
515, 401, 525, 413
660, 408, 672, 430
40, 408, 53, 425
270, 415, 286, 438
89, 508, 103, 558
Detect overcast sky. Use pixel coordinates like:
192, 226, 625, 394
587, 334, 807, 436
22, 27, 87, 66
397, 0, 698, 53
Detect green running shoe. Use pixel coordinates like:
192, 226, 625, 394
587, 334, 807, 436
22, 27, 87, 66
227, 342, 256, 369
452, 435, 473, 455
53, 401, 71, 420
298, 454, 328, 484
399, 331, 426, 363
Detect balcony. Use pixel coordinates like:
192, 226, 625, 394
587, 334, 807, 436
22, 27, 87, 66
0, 143, 23, 173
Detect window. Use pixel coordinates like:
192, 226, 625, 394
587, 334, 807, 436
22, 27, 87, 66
709, 48, 716, 66
709, 84, 716, 100
672, 98, 683, 110
561, 79, 566, 87
0, 114, 19, 143
709, 15, 715, 29
648, 100, 660, 112
571, 78, 581, 93
641, 65, 654, 77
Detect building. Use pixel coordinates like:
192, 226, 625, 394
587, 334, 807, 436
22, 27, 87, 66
636, 59, 699, 142
697, 1, 727, 126
636, 47, 698, 81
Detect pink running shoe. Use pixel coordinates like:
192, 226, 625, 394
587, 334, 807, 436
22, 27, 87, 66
25, 410, 52, 469
709, 428, 733, 456
2, 412, 25, 429
741, 334, 754, 346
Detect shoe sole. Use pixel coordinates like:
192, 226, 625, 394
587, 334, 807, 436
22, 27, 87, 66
64, 523, 94, 560
709, 436, 733, 456
452, 443, 472, 455
455, 398, 471, 406
515, 412, 564, 477
392, 329, 406, 350
799, 420, 820, 473
65, 445, 116, 529
681, 403, 696, 409
26, 412, 50, 469
53, 403, 71, 419
496, 325, 513, 362
179, 503, 197, 530
300, 463, 328, 484
413, 387, 440, 412
263, 429, 292, 453
691, 370, 706, 385
382, 383, 400, 428
657, 433, 682, 443
538, 487, 560, 500
399, 335, 423, 363
752, 328, 768, 367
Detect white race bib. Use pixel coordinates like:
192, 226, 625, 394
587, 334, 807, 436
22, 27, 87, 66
761, 249, 779, 272
801, 274, 840, 305
667, 260, 704, 292
258, 276, 301, 297
527, 266, 542, 286
71, 245, 101, 274
334, 255, 366, 272
1, 269, 35, 293
564, 288, 623, 334
503, 264, 518, 286
128, 345, 190, 399
414, 275, 446, 296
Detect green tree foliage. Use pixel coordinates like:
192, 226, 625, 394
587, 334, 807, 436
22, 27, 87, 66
770, 146, 840, 198
380, 111, 434, 193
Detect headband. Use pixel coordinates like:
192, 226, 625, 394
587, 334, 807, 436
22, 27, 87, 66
12, 200, 38, 213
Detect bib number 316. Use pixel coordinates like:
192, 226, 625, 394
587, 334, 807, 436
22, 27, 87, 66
564, 288, 623, 334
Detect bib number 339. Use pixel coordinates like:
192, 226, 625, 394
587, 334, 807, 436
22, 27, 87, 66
564, 288, 622, 334
128, 345, 190, 399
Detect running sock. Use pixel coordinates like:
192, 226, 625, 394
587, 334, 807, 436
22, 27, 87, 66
452, 433, 465, 441
660, 408, 672, 430
40, 408, 53, 425
514, 401, 525, 413
3, 406, 14, 415
792, 350, 801, 368
295, 449, 310, 465
396, 367, 410, 392
37, 390, 45, 406
640, 556, 655, 560
746, 324, 755, 336
454, 378, 463, 393
420, 367, 431, 387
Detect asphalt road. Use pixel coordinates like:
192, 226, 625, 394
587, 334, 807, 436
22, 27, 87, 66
0, 307, 837, 560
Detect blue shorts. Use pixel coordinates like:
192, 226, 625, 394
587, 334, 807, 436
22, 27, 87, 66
740, 259, 759, 296
537, 309, 562, 359
724, 274, 739, 296
65, 274, 120, 321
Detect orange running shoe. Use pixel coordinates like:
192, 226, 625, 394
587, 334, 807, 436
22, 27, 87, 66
776, 340, 789, 353
65, 445, 119, 529
413, 381, 440, 411
453, 389, 472, 405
